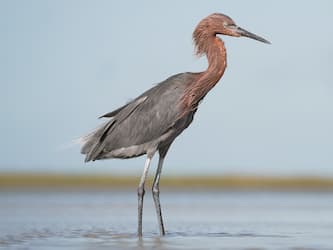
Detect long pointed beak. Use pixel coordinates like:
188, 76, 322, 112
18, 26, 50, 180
237, 26, 271, 44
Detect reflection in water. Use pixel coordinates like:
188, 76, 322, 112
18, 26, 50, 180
0, 190, 332, 249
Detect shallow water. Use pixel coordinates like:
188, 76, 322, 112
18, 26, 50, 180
0, 190, 332, 250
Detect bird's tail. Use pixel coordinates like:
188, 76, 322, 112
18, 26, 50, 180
77, 121, 110, 161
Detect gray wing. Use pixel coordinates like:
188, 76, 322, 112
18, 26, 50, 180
81, 72, 194, 162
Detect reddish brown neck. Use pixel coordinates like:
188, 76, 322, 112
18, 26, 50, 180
182, 36, 227, 111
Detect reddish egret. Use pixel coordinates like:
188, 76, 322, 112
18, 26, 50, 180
80, 13, 270, 236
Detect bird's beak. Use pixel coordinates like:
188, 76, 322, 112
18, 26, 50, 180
236, 26, 271, 44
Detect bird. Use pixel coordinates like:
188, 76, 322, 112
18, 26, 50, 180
80, 12, 270, 237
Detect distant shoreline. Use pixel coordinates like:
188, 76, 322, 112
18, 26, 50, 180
1, 173, 333, 191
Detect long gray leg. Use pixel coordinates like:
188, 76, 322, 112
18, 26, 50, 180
152, 155, 165, 235
137, 156, 153, 237
152, 147, 170, 236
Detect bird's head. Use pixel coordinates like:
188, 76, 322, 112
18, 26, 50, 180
194, 13, 270, 55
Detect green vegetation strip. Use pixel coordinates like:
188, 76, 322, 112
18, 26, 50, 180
1, 173, 333, 190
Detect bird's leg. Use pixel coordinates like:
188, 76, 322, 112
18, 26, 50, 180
152, 155, 166, 236
137, 156, 152, 237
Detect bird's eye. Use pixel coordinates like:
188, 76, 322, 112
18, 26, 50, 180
226, 24, 237, 29
223, 22, 236, 29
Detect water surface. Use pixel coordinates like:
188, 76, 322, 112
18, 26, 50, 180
0, 190, 332, 249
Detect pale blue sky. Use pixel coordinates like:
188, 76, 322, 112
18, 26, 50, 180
1, 1, 332, 176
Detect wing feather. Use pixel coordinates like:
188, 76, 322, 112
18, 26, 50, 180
81, 73, 195, 161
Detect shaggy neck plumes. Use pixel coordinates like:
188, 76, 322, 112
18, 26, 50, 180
181, 31, 227, 112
